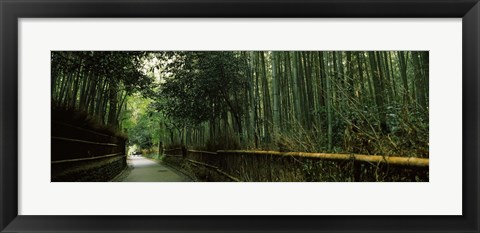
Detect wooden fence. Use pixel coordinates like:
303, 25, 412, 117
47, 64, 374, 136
51, 121, 126, 182
163, 148, 429, 182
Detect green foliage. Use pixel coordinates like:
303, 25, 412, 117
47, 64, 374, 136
154, 52, 246, 125
128, 114, 154, 149
121, 94, 167, 150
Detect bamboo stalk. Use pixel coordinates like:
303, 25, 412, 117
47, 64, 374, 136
217, 150, 429, 167
187, 150, 217, 155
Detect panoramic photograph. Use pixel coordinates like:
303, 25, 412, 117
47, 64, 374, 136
51, 51, 429, 182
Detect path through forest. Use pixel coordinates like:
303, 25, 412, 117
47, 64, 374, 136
116, 156, 191, 182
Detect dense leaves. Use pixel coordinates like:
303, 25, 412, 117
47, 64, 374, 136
155, 52, 245, 123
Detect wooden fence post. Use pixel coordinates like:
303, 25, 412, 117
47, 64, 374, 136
353, 161, 361, 182
159, 141, 163, 155
181, 146, 187, 159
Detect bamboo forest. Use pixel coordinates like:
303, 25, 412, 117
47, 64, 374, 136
51, 51, 429, 182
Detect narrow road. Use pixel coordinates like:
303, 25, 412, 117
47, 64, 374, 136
117, 156, 191, 182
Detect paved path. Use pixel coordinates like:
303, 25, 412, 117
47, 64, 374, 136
118, 156, 190, 182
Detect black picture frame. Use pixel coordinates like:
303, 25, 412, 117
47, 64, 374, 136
1, 0, 479, 232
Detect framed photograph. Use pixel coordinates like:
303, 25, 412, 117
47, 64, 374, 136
1, 0, 478, 232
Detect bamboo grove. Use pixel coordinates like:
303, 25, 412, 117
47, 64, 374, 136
51, 51, 153, 129
154, 51, 428, 158
51, 51, 429, 158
